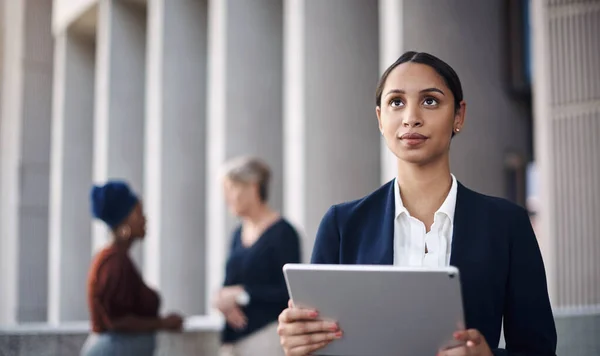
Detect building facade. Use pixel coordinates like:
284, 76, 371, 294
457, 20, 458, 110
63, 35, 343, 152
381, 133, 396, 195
0, 0, 598, 354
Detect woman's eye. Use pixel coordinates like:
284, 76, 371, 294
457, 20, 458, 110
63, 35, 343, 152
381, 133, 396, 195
423, 98, 438, 106
390, 99, 404, 107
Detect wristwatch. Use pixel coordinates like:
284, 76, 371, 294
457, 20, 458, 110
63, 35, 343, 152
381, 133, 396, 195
236, 290, 250, 306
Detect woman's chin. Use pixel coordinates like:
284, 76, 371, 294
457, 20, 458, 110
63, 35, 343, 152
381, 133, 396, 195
395, 152, 431, 166
229, 207, 247, 217
395, 149, 446, 167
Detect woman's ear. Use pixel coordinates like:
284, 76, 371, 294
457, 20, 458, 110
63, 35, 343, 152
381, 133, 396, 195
453, 100, 466, 132
376, 106, 383, 135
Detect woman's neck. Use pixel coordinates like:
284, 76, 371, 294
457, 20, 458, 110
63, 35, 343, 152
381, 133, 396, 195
243, 203, 278, 227
111, 237, 133, 252
396, 157, 453, 223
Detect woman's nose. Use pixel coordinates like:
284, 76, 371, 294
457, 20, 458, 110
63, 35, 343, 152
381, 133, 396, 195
402, 115, 423, 127
402, 105, 423, 127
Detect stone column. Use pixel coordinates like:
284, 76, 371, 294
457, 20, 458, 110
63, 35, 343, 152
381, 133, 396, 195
47, 29, 95, 323
144, 0, 208, 315
205, 0, 284, 313
0, 0, 54, 323
0, 0, 25, 325
93, 0, 147, 266
378, 0, 404, 184
283, 0, 381, 261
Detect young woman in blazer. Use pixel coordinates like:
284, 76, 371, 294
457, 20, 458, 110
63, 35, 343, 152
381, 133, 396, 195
276, 51, 557, 356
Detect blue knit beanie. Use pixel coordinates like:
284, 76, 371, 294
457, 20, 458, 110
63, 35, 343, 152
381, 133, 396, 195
90, 180, 139, 229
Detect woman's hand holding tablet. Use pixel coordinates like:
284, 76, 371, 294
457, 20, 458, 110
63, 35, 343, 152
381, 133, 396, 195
277, 300, 343, 356
437, 329, 493, 356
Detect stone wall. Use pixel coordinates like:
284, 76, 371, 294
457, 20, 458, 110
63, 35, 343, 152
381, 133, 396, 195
0, 317, 222, 356
1, 314, 598, 355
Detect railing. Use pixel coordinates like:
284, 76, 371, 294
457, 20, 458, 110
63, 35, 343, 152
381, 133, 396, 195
0, 315, 224, 356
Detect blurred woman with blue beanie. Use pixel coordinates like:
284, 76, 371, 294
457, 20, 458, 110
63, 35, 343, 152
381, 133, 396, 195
81, 180, 184, 356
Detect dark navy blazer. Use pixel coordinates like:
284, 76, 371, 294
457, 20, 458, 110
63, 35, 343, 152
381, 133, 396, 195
311, 180, 557, 356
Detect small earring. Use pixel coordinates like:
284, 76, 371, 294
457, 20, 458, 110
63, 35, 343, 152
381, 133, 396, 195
455, 128, 460, 132
120, 225, 131, 239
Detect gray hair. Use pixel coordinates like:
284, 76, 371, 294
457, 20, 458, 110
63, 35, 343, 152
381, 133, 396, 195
222, 156, 271, 202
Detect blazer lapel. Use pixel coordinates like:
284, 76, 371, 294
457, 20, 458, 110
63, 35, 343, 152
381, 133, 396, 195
382, 181, 395, 264
354, 180, 395, 265
450, 182, 478, 269
372, 181, 395, 265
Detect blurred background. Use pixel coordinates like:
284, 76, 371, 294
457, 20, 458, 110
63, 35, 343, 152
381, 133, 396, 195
0, 0, 598, 355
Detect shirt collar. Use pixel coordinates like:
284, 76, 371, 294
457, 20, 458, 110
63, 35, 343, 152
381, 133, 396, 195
394, 174, 458, 223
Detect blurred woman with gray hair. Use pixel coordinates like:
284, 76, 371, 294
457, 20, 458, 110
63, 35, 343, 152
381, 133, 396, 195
213, 156, 301, 356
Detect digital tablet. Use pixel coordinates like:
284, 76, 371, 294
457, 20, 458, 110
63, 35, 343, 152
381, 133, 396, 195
283, 264, 465, 356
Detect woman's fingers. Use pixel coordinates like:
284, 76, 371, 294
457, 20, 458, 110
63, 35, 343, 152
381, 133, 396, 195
226, 308, 247, 330
278, 306, 342, 356
278, 307, 319, 323
278, 320, 338, 336
281, 330, 342, 349
453, 329, 482, 344
287, 341, 331, 356
438, 345, 470, 356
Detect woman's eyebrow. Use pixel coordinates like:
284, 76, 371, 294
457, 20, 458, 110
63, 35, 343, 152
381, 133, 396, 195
385, 87, 445, 97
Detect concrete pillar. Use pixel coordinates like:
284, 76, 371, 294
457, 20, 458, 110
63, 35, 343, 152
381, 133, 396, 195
205, 0, 284, 313
93, 0, 146, 265
531, 0, 600, 309
0, 0, 25, 326
283, 0, 381, 260
378, 0, 404, 184
402, 0, 532, 198
0, 0, 54, 324
48, 30, 95, 323
0, 0, 5, 123
144, 0, 208, 315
